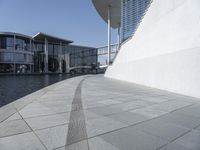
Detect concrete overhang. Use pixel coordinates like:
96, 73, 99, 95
32, 32, 73, 44
92, 0, 121, 29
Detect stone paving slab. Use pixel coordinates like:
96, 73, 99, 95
0, 75, 200, 150
99, 126, 168, 150
108, 111, 150, 126
133, 119, 190, 141
174, 130, 200, 150
35, 124, 68, 150
0, 132, 46, 150
24, 113, 69, 130
0, 119, 31, 138
5, 112, 22, 121
159, 143, 190, 150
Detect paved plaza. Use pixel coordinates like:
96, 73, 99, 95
0, 75, 200, 150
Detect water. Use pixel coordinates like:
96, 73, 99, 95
0, 74, 76, 107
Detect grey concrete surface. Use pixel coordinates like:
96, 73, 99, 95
0, 75, 200, 150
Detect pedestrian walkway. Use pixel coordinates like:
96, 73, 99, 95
0, 75, 200, 150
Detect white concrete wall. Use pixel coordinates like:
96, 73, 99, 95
105, 0, 200, 98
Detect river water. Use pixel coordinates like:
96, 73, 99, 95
0, 74, 76, 107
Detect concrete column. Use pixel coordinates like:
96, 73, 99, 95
65, 54, 70, 73
44, 38, 48, 73
13, 35, 16, 72
59, 42, 62, 73
117, 26, 120, 51
30, 40, 32, 52
108, 5, 111, 65
14, 34, 16, 50
38, 54, 41, 72
30, 40, 33, 73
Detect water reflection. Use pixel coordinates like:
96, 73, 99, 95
0, 74, 75, 107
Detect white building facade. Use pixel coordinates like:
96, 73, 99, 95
93, 0, 200, 98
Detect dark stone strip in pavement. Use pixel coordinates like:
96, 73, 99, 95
66, 78, 89, 149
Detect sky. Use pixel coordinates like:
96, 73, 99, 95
0, 0, 118, 47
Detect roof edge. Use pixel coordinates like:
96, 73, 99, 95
32, 32, 73, 43
0, 32, 32, 39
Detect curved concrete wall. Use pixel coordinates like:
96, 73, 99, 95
105, 0, 200, 98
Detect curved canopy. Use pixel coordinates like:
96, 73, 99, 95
92, 0, 121, 29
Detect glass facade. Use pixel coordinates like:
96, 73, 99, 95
68, 45, 97, 68
33, 42, 97, 73
0, 33, 97, 73
97, 44, 118, 65
121, 0, 152, 42
15, 37, 30, 51
0, 36, 13, 49
6, 37, 14, 50
0, 35, 31, 51
0, 34, 34, 73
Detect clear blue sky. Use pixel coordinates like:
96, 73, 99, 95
0, 0, 117, 47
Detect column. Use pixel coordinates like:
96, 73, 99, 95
108, 5, 111, 65
66, 53, 70, 73
59, 42, 62, 73
44, 37, 48, 73
30, 40, 33, 73
30, 40, 32, 51
117, 26, 120, 51
13, 34, 16, 73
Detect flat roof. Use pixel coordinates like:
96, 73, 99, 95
92, 0, 121, 29
32, 32, 73, 44
67, 44, 97, 50
0, 32, 32, 39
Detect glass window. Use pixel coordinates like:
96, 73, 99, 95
36, 43, 44, 52
0, 37, 7, 49
121, 0, 152, 42
53, 45, 59, 56
6, 37, 14, 50
15, 38, 24, 50
14, 53, 24, 62
23, 39, 30, 51
68, 46, 97, 67
15, 39, 19, 50
1, 53, 13, 62
48, 44, 53, 56
24, 54, 33, 63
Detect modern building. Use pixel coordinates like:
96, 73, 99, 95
92, 0, 121, 65
92, 0, 151, 64
121, 0, 152, 42
0, 32, 97, 73
97, 44, 118, 66
0, 32, 34, 73
93, 0, 200, 99
66, 44, 98, 73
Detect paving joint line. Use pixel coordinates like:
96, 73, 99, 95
18, 110, 49, 150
